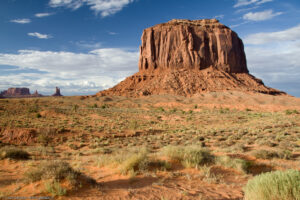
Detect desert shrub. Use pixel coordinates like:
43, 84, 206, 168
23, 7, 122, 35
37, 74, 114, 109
147, 159, 171, 171
244, 170, 300, 200
101, 104, 109, 109
24, 160, 79, 184
128, 120, 139, 130
252, 149, 277, 159
28, 104, 39, 113
45, 180, 66, 196
285, 109, 299, 115
0, 146, 30, 160
97, 147, 149, 174
216, 156, 252, 174
252, 149, 292, 160
169, 108, 177, 113
119, 149, 149, 174
37, 128, 57, 145
72, 104, 79, 112
161, 145, 215, 168
97, 147, 169, 175
37, 134, 51, 145
157, 107, 165, 112
199, 165, 223, 184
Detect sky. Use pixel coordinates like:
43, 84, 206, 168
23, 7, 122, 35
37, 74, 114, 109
0, 0, 300, 96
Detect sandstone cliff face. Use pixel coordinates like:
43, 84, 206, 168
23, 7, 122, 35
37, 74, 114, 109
97, 19, 284, 97
139, 19, 248, 73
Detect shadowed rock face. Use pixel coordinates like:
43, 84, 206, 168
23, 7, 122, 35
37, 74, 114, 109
52, 87, 63, 97
139, 19, 248, 73
97, 19, 285, 97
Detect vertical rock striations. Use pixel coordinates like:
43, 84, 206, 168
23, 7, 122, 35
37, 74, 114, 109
139, 19, 247, 73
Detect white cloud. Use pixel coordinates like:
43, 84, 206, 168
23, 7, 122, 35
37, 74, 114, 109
244, 24, 300, 44
230, 21, 249, 28
35, 13, 54, 18
243, 9, 282, 21
108, 31, 118, 35
74, 41, 102, 49
0, 48, 139, 95
214, 14, 224, 19
234, 0, 273, 8
28, 32, 52, 39
49, 0, 135, 17
10, 18, 31, 24
243, 25, 300, 96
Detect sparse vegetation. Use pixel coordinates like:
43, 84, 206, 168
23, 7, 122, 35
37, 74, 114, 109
285, 109, 299, 115
0, 94, 300, 199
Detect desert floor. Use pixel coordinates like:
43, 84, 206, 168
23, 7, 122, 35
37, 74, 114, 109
1, 91, 300, 200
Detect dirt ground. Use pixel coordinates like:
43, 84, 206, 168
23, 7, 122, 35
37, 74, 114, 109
0, 91, 300, 199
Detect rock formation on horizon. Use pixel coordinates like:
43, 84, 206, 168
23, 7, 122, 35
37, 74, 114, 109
0, 87, 43, 98
52, 87, 63, 97
98, 19, 284, 97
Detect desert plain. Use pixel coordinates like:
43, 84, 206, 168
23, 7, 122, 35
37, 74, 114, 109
1, 91, 300, 200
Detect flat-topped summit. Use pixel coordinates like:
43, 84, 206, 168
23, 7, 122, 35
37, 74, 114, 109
97, 19, 284, 97
161, 19, 223, 26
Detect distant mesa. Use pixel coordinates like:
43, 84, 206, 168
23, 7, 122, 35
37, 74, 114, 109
97, 19, 285, 97
0, 87, 42, 98
52, 87, 63, 97
0, 87, 63, 98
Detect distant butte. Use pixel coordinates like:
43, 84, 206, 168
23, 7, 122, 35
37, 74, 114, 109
98, 19, 285, 97
0, 88, 42, 98
52, 87, 63, 97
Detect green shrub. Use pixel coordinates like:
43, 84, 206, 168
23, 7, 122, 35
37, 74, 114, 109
157, 107, 165, 112
0, 146, 30, 160
244, 170, 300, 200
161, 145, 214, 168
217, 156, 252, 174
285, 109, 299, 115
101, 104, 109, 109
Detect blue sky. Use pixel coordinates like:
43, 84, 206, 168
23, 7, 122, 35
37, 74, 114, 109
0, 0, 300, 96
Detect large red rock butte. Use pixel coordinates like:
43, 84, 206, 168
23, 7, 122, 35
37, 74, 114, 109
97, 19, 284, 97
